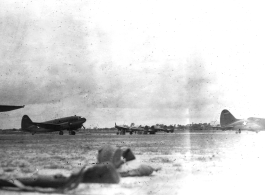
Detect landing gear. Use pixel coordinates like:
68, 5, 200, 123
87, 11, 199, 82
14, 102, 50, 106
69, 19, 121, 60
69, 131, 76, 135
59, 131, 63, 135
239, 129, 241, 134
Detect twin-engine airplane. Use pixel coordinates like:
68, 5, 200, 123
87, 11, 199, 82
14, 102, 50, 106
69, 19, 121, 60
220, 109, 265, 133
0, 105, 24, 112
21, 115, 86, 135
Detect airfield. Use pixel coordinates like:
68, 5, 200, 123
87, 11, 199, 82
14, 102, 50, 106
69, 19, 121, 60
1, 130, 265, 195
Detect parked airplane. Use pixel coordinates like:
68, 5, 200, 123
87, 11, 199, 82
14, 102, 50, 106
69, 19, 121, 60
149, 125, 175, 134
21, 115, 86, 135
0, 105, 24, 112
115, 123, 150, 135
162, 125, 175, 133
115, 123, 131, 135
220, 109, 265, 133
115, 123, 170, 135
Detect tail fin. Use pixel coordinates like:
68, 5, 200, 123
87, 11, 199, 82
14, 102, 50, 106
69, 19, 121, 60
220, 110, 237, 127
21, 115, 33, 130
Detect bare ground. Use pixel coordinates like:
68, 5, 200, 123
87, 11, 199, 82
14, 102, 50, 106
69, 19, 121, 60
0, 131, 265, 195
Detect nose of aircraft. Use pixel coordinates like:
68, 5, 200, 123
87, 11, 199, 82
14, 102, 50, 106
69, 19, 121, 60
81, 117, 86, 123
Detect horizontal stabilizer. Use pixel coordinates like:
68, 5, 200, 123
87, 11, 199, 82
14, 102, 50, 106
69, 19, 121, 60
0, 105, 24, 112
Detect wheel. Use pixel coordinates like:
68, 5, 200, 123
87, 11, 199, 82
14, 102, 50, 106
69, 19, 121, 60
59, 131, 63, 135
71, 131, 76, 135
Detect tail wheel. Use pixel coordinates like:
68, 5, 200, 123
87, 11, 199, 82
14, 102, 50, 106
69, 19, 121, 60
59, 131, 63, 135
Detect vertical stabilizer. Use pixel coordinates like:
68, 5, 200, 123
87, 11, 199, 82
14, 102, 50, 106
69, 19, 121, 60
220, 110, 237, 127
21, 115, 33, 130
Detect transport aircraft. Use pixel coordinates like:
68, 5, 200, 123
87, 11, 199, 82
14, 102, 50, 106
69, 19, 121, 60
0, 105, 24, 112
21, 115, 86, 135
220, 109, 265, 133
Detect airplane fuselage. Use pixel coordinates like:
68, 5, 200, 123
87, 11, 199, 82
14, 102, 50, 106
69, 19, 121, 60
22, 115, 86, 135
220, 109, 265, 132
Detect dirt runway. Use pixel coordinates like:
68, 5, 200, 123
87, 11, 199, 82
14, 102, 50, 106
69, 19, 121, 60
1, 131, 265, 195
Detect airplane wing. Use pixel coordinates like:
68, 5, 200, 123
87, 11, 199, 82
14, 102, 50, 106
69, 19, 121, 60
115, 125, 129, 130
0, 105, 25, 112
32, 122, 62, 130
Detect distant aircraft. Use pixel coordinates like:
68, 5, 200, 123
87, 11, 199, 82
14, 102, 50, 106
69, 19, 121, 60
162, 125, 175, 133
149, 125, 175, 134
21, 115, 86, 135
115, 123, 134, 135
0, 105, 24, 112
115, 123, 147, 135
115, 123, 173, 135
220, 109, 265, 133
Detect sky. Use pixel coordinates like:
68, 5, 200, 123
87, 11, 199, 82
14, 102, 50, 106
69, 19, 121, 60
1, 0, 265, 129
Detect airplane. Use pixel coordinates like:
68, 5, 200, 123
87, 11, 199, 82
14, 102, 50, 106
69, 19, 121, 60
162, 125, 175, 133
220, 109, 265, 133
115, 123, 151, 135
0, 105, 24, 112
131, 124, 151, 134
21, 115, 86, 135
115, 123, 164, 135
115, 123, 131, 135
149, 125, 175, 134
149, 125, 163, 134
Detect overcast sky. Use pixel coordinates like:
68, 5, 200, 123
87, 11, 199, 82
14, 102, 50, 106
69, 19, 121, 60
1, 0, 265, 129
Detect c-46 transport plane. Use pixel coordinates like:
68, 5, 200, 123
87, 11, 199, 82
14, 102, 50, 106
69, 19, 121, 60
0, 105, 24, 112
220, 109, 265, 133
21, 115, 86, 135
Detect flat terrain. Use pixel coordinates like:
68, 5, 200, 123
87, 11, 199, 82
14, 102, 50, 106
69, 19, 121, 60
1, 131, 265, 195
